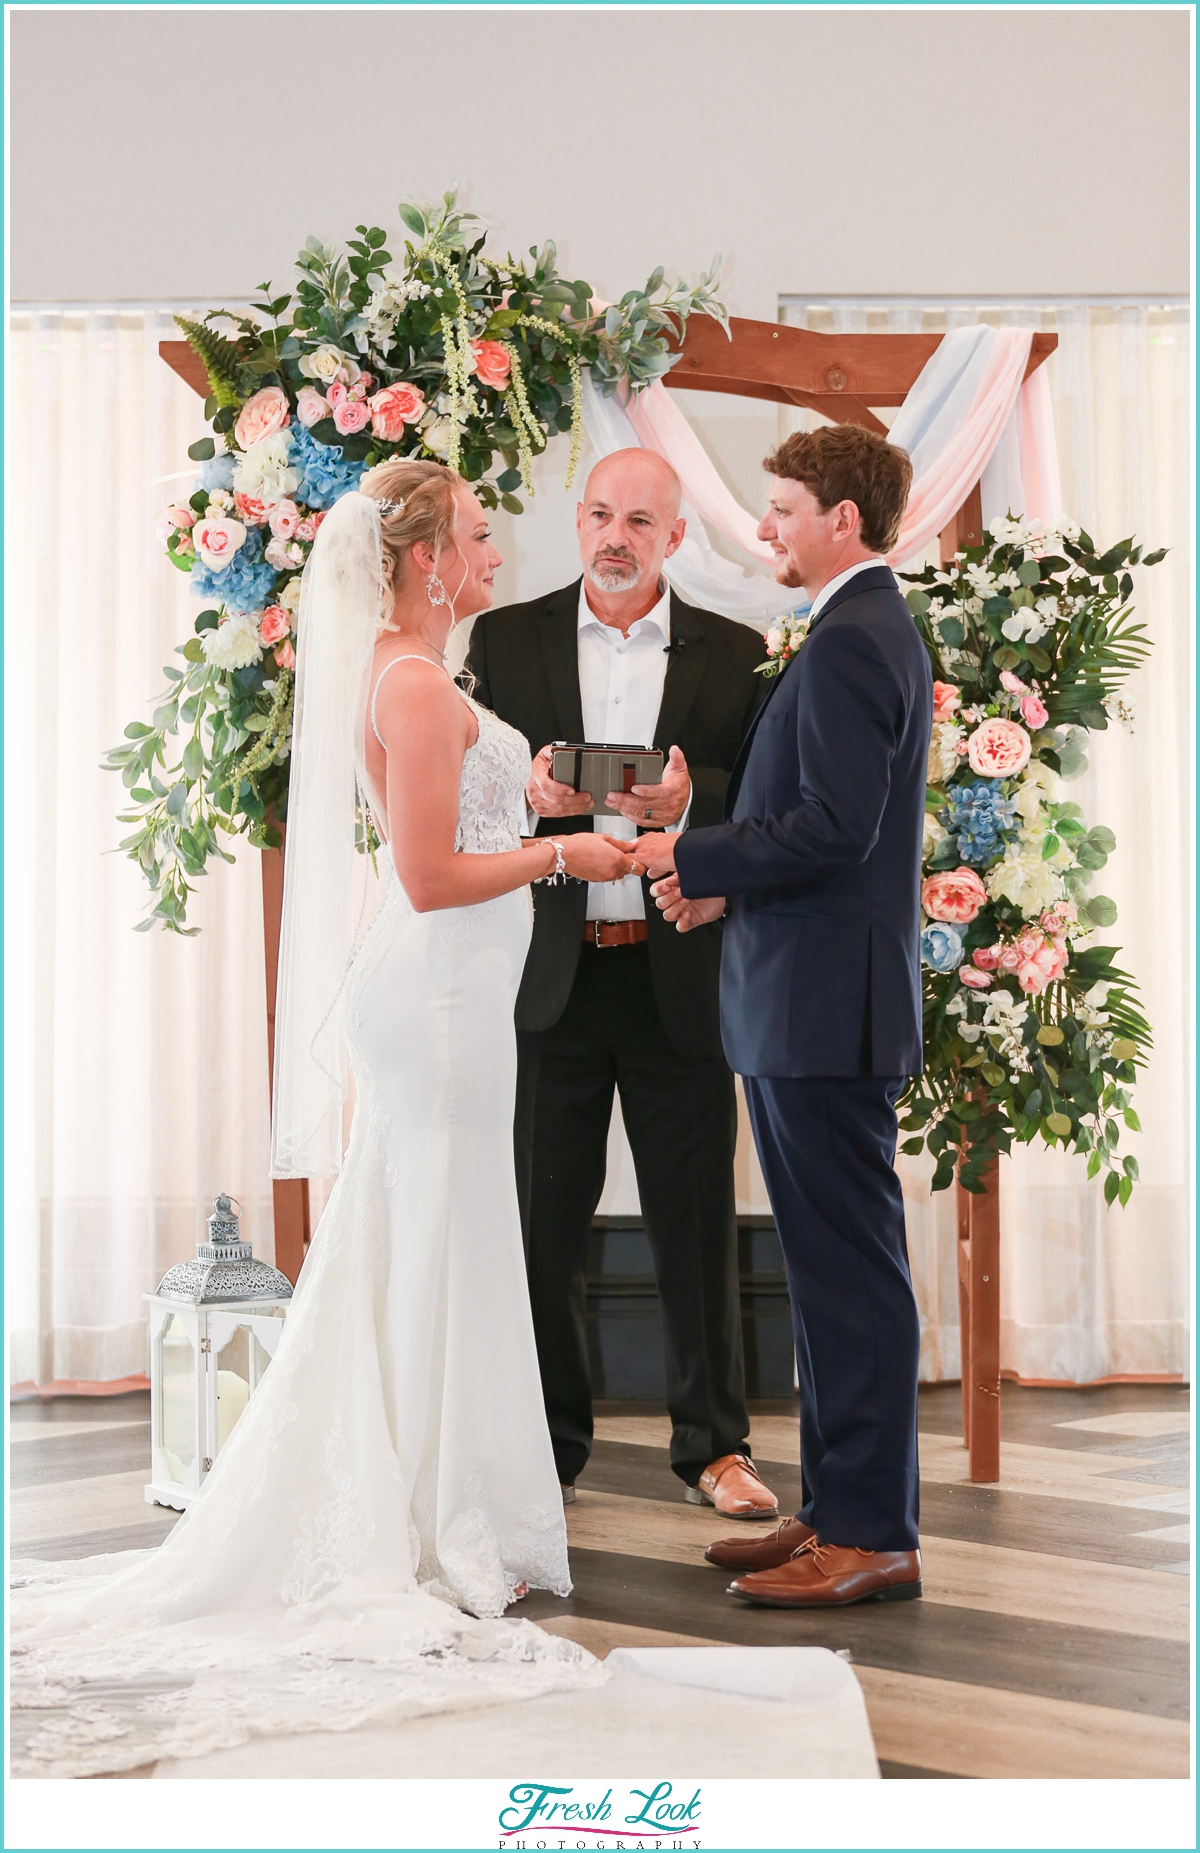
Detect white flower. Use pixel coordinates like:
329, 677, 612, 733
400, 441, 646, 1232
923, 812, 950, 862
1014, 759, 1062, 835
422, 415, 454, 458
944, 992, 967, 1017
765, 626, 785, 656
278, 574, 303, 613
957, 1022, 983, 1044
202, 616, 263, 671
985, 842, 1066, 916
233, 432, 301, 508
928, 721, 965, 784
1061, 520, 1081, 543
297, 344, 361, 387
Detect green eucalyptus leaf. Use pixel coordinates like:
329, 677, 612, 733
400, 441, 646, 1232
188, 437, 216, 462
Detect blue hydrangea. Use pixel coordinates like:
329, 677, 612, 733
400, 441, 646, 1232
197, 451, 236, 493
920, 922, 965, 973
942, 781, 1019, 865
190, 525, 279, 615
290, 422, 367, 510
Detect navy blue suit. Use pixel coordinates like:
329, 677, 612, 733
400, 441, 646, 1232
674, 563, 932, 1550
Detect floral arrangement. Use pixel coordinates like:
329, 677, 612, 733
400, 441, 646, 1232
106, 189, 728, 932
756, 611, 812, 678
898, 514, 1162, 1206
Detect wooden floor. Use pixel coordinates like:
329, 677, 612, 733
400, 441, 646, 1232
10, 1381, 1190, 1780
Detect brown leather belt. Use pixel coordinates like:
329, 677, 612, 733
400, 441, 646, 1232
584, 920, 648, 949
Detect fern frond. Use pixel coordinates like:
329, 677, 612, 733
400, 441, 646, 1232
174, 317, 242, 408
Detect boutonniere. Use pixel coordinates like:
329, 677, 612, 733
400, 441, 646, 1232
755, 611, 812, 679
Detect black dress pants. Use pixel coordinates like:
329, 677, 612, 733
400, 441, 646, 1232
516, 942, 750, 1487
743, 1074, 921, 1551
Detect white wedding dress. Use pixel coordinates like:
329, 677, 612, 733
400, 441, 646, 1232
10, 673, 603, 1779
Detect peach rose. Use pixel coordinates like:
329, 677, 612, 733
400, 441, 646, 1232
295, 518, 317, 542
268, 499, 302, 540
999, 670, 1027, 694
368, 383, 427, 442
997, 945, 1022, 973
959, 965, 993, 989
234, 386, 290, 452
931, 680, 961, 723
921, 867, 988, 924
296, 386, 330, 428
332, 398, 371, 436
966, 716, 1032, 779
470, 339, 512, 391
155, 504, 195, 543
274, 639, 297, 671
191, 516, 246, 570
1020, 692, 1049, 731
234, 492, 269, 527
1023, 939, 1068, 991
972, 944, 1002, 971
259, 606, 291, 645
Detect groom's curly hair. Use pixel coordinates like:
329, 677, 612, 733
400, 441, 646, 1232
764, 424, 912, 554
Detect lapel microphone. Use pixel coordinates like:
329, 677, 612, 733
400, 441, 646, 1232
663, 637, 687, 656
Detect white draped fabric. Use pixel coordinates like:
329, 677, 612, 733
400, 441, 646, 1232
7, 301, 1190, 1389
6, 312, 274, 1387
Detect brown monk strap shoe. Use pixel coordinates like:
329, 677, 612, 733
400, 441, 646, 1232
685, 1452, 780, 1520
727, 1538, 922, 1608
704, 1515, 815, 1571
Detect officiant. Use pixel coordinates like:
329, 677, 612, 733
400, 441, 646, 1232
466, 449, 778, 1517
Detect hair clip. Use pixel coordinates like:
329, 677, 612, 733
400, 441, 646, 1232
378, 496, 405, 517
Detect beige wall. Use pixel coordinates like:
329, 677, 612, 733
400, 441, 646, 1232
10, 8, 1190, 306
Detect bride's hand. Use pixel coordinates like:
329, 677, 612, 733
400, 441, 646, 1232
559, 832, 637, 884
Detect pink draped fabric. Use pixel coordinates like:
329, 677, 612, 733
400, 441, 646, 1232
886, 329, 1033, 564
610, 326, 1062, 579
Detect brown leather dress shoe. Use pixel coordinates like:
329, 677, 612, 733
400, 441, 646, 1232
727, 1537, 922, 1608
685, 1453, 779, 1519
704, 1515, 815, 1571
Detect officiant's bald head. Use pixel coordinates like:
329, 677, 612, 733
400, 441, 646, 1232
577, 449, 685, 601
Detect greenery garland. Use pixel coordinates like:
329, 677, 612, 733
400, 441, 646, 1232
106, 189, 727, 932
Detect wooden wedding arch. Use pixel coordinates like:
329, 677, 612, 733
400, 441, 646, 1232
162, 317, 1059, 1483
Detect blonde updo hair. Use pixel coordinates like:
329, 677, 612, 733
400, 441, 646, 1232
360, 457, 462, 631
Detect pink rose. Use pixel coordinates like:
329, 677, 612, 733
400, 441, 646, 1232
327, 381, 348, 409
1040, 904, 1074, 938
234, 492, 268, 527
998, 945, 1022, 972
155, 504, 195, 543
931, 681, 961, 724
1017, 930, 1042, 959
1031, 939, 1068, 984
967, 716, 1032, 779
259, 606, 291, 645
295, 518, 317, 542
274, 639, 297, 671
268, 499, 302, 540
332, 398, 371, 436
972, 945, 1002, 971
265, 535, 296, 571
921, 867, 988, 924
296, 386, 330, 428
191, 516, 246, 570
1020, 692, 1049, 731
959, 966, 993, 989
999, 670, 1027, 694
368, 383, 427, 442
357, 372, 374, 394
234, 386, 290, 451
1018, 959, 1051, 995
470, 339, 512, 391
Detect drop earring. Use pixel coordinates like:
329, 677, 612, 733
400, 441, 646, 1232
426, 573, 448, 608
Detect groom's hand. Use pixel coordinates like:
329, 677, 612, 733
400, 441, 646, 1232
651, 875, 726, 933
606, 744, 691, 827
630, 832, 678, 878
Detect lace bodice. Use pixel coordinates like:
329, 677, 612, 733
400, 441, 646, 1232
369, 658, 531, 856
454, 696, 532, 855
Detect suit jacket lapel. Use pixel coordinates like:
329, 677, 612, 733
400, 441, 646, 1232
536, 581, 585, 741
652, 595, 709, 749
724, 651, 797, 812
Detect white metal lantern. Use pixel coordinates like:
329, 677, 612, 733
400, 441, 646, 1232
145, 1194, 293, 1511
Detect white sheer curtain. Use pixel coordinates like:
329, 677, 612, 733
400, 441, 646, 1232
783, 300, 1192, 1383
6, 311, 274, 1387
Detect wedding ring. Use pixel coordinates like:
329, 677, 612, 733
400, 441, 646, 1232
645, 808, 652, 819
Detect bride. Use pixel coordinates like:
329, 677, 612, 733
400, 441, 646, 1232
10, 460, 633, 1777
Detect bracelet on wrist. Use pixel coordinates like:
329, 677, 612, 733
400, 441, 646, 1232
534, 838, 568, 886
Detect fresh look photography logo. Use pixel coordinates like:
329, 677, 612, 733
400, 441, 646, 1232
498, 1781, 702, 1847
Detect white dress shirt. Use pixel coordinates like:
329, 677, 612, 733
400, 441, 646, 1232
807, 555, 893, 623
572, 579, 690, 922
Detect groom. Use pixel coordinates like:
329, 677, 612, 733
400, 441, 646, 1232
635, 423, 932, 1608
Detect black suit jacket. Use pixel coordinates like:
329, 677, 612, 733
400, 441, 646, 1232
466, 579, 769, 1059
674, 565, 933, 1079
